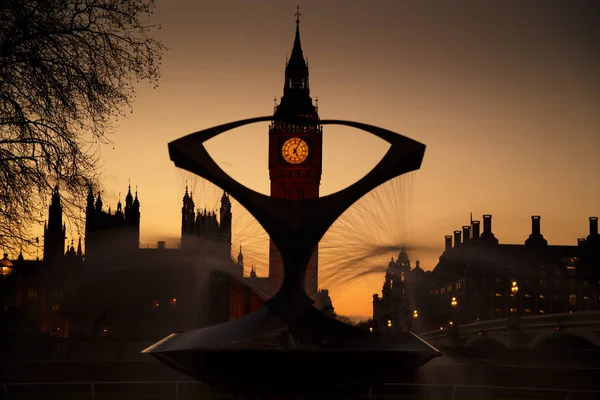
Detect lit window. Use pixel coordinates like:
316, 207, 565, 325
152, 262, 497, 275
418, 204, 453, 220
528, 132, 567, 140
539, 309, 545, 314
495, 293, 502, 297
568, 294, 577, 307
539, 295, 545, 299
51, 304, 60, 311
152, 300, 159, 308
510, 308, 517, 313
28, 289, 38, 300
169, 297, 177, 307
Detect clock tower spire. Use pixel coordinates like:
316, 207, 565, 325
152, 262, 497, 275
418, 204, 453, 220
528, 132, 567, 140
268, 6, 322, 297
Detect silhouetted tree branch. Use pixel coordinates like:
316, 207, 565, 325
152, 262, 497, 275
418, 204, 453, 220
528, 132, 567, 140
0, 0, 165, 255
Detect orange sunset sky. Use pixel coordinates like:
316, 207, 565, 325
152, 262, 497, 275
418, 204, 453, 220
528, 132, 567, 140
34, 1, 600, 318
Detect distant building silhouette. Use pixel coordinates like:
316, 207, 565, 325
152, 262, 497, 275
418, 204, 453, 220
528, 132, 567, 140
372, 249, 427, 333
372, 214, 600, 332
1, 184, 267, 349
85, 185, 140, 261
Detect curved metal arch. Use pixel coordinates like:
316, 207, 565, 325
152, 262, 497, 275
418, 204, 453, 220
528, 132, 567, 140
168, 115, 425, 319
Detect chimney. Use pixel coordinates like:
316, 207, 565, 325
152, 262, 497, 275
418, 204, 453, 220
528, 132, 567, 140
578, 237, 586, 247
445, 235, 452, 251
483, 214, 492, 234
472, 221, 481, 239
590, 217, 599, 236
454, 230, 462, 246
531, 215, 541, 235
462, 226, 471, 242
157, 241, 165, 250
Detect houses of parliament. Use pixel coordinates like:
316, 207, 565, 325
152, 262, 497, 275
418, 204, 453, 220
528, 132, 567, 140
0, 183, 261, 344
1, 10, 334, 353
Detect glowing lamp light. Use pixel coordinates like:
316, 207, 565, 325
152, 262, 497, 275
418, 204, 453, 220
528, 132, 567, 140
413, 310, 419, 319
369, 327, 373, 332
449, 321, 454, 326
1, 253, 13, 277
387, 320, 392, 328
451, 297, 458, 308
511, 281, 519, 294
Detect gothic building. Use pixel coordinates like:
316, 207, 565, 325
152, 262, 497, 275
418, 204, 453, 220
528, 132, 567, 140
84, 185, 140, 262
372, 215, 600, 334
268, 7, 322, 297
2, 186, 84, 340
1, 184, 259, 351
371, 249, 427, 333
181, 187, 232, 259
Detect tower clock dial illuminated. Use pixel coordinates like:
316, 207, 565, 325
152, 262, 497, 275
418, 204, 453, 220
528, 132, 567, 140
282, 137, 309, 164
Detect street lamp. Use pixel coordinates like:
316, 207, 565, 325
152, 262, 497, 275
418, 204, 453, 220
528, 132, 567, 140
511, 281, 519, 315
413, 310, 418, 319
1, 253, 13, 277
450, 296, 458, 326
387, 319, 392, 329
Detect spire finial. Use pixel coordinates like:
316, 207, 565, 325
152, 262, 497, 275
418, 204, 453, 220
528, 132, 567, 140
295, 5, 301, 24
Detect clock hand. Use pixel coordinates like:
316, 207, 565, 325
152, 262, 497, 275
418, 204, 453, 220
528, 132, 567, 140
294, 139, 303, 153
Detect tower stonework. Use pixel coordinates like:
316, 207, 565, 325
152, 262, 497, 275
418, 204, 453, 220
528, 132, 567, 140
180, 188, 233, 262
43, 185, 66, 261
268, 8, 322, 296
85, 185, 140, 262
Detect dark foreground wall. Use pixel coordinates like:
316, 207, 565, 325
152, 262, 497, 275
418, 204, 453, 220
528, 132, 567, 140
2, 347, 600, 400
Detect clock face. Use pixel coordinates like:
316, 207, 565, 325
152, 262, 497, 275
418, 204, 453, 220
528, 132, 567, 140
282, 137, 309, 164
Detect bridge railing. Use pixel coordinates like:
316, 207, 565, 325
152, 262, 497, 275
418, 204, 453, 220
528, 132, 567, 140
419, 310, 600, 340
2, 381, 600, 400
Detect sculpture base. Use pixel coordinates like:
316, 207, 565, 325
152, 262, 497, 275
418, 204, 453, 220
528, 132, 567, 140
151, 347, 438, 391
143, 305, 441, 390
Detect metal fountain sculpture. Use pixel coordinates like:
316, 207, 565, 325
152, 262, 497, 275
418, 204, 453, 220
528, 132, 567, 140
144, 115, 440, 390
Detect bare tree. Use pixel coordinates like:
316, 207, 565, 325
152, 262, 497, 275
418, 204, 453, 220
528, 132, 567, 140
0, 0, 165, 255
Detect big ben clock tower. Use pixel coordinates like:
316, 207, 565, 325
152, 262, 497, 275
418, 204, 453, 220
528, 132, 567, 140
268, 7, 322, 296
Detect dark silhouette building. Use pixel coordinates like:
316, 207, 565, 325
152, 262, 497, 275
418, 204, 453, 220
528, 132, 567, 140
181, 188, 232, 258
43, 185, 68, 262
1, 184, 265, 356
372, 249, 428, 333
372, 215, 600, 333
268, 8, 322, 298
85, 185, 140, 262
